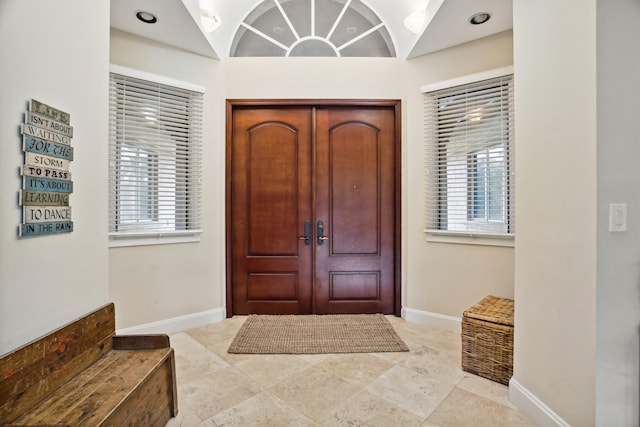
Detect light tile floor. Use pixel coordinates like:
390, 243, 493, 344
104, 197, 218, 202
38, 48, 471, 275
166, 316, 534, 427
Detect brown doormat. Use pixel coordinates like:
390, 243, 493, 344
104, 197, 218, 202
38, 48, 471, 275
227, 314, 409, 354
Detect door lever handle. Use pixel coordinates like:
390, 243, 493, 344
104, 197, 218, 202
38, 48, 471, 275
299, 220, 311, 246
317, 221, 329, 245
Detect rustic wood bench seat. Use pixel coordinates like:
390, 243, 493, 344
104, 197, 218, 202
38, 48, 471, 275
0, 303, 177, 426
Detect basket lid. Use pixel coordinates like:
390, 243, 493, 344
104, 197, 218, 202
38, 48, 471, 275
463, 295, 514, 326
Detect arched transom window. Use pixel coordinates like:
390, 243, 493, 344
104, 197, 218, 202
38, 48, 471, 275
230, 0, 396, 57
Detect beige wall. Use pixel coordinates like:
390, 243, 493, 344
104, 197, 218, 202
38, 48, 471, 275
512, 0, 597, 425
596, 0, 640, 424
108, 29, 514, 329
403, 32, 515, 317
0, 0, 110, 354
109, 30, 226, 329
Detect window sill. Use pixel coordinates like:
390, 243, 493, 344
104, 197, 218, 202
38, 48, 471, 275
424, 230, 514, 247
109, 230, 202, 248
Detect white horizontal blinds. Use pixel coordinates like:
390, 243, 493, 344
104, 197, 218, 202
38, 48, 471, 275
425, 74, 514, 235
109, 72, 203, 234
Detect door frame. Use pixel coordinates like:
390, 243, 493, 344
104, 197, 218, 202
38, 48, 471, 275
225, 99, 402, 317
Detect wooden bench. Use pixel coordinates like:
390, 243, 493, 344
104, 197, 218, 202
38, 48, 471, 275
0, 303, 177, 426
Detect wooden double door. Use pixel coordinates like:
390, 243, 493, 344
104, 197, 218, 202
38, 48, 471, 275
226, 100, 400, 316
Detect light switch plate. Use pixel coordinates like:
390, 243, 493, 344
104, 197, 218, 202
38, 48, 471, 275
609, 203, 627, 232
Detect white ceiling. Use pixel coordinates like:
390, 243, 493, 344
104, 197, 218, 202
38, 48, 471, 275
110, 0, 513, 60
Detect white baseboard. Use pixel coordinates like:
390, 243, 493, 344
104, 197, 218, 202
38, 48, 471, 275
509, 377, 571, 427
116, 307, 226, 336
402, 307, 461, 332
395, 307, 572, 426
119, 307, 459, 335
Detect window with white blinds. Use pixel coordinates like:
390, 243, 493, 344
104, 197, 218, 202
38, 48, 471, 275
423, 71, 514, 238
108, 69, 203, 241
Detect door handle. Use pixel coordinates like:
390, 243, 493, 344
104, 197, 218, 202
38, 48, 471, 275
299, 220, 311, 245
317, 221, 329, 245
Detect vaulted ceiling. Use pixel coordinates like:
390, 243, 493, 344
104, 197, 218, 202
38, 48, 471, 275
110, 0, 512, 60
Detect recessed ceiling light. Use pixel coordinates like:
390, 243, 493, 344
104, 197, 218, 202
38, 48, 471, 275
273, 26, 284, 34
346, 27, 357, 34
136, 11, 158, 24
469, 12, 491, 25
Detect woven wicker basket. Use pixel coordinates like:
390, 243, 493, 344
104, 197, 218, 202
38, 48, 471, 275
461, 295, 514, 385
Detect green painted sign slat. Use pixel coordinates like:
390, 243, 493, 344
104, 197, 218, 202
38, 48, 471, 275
21, 190, 69, 206
23, 136, 74, 161
19, 221, 73, 237
23, 177, 73, 193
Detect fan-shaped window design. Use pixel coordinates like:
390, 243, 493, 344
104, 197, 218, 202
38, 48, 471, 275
231, 0, 396, 57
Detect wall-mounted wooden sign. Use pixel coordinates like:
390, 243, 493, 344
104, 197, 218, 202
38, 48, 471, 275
20, 221, 73, 237
22, 165, 71, 180
24, 152, 70, 171
23, 177, 73, 193
21, 190, 70, 206
21, 123, 71, 145
25, 112, 73, 138
18, 99, 74, 237
23, 206, 72, 223
23, 136, 74, 161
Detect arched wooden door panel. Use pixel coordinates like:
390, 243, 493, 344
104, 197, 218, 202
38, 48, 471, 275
230, 108, 313, 314
227, 101, 400, 316
314, 108, 396, 314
